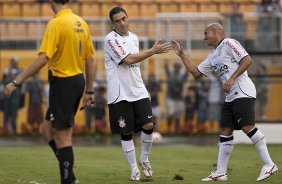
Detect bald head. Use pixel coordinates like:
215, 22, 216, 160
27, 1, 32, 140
206, 23, 225, 36
207, 23, 223, 30
204, 23, 225, 47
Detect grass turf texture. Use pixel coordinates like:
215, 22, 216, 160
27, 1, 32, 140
0, 145, 281, 184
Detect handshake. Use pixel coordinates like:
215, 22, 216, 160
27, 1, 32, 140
152, 40, 184, 56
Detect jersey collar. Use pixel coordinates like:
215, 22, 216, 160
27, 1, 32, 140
216, 38, 225, 48
55, 9, 72, 17
113, 29, 130, 37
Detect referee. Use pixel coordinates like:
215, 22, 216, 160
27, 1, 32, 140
4, 1, 95, 184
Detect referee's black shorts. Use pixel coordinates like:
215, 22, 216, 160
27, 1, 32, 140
221, 97, 255, 130
46, 73, 85, 128
108, 98, 153, 135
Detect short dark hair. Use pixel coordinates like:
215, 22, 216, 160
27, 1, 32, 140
54, 0, 70, 5
109, 7, 127, 23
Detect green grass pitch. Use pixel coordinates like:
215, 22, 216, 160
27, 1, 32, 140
0, 144, 281, 184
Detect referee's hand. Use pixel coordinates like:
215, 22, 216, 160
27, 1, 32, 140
83, 92, 95, 108
4, 82, 17, 97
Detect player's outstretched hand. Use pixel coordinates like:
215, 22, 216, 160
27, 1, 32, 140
152, 40, 171, 54
170, 40, 184, 56
4, 82, 17, 97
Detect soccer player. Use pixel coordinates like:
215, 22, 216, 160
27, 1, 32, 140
4, 0, 95, 183
104, 7, 171, 181
170, 23, 278, 182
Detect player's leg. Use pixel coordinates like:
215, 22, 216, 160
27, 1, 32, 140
120, 134, 140, 181
235, 98, 278, 182
134, 98, 154, 178
216, 128, 234, 174
202, 101, 234, 182
108, 101, 140, 181
242, 125, 278, 181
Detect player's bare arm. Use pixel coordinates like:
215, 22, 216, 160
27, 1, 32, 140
224, 55, 252, 92
123, 40, 171, 65
4, 53, 48, 97
170, 40, 201, 78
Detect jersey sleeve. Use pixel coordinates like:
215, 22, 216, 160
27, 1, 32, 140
104, 35, 130, 64
38, 20, 59, 59
198, 57, 213, 77
84, 26, 95, 59
225, 39, 249, 63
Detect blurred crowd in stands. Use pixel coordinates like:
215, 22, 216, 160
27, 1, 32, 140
0, 56, 270, 137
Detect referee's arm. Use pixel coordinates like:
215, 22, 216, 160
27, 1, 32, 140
15, 53, 48, 86
84, 57, 95, 92
4, 53, 48, 97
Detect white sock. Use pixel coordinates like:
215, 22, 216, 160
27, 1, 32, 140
140, 131, 153, 162
250, 129, 274, 167
217, 136, 234, 174
121, 140, 137, 171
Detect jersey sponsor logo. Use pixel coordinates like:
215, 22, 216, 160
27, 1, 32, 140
118, 116, 126, 128
115, 39, 126, 55
108, 40, 121, 59
212, 64, 229, 77
76, 21, 82, 27
74, 21, 84, 32
74, 28, 84, 33
234, 40, 246, 53
226, 40, 241, 57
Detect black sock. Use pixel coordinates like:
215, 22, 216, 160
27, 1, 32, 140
58, 146, 74, 184
49, 140, 59, 159
49, 140, 76, 181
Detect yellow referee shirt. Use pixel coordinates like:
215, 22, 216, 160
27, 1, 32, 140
39, 9, 94, 78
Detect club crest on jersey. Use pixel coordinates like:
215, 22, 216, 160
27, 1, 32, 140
118, 116, 126, 128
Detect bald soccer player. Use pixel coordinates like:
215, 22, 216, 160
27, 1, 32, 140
170, 23, 278, 182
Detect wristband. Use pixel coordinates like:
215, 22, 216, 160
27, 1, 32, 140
85, 91, 94, 95
12, 80, 20, 88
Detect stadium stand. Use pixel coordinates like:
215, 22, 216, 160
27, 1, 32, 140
0, 0, 262, 18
